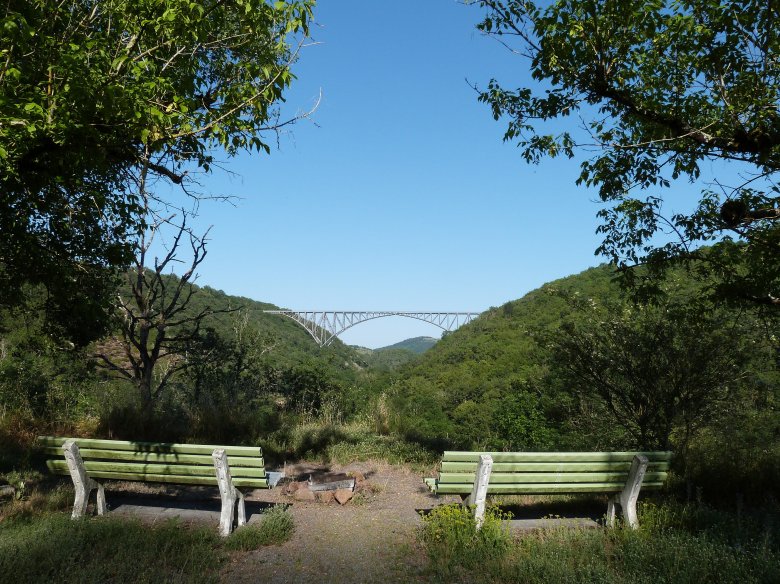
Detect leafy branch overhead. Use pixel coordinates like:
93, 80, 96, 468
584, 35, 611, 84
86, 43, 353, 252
0, 0, 314, 342
476, 0, 780, 305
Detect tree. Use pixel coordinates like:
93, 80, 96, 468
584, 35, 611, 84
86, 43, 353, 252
476, 0, 780, 305
96, 210, 230, 412
0, 0, 314, 341
186, 310, 275, 407
547, 300, 747, 450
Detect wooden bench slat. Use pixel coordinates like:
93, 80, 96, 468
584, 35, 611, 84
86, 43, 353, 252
441, 451, 673, 463
46, 467, 268, 488
437, 471, 668, 484
441, 461, 671, 472
431, 481, 666, 494
46, 460, 267, 479
37, 436, 262, 458
39, 447, 265, 467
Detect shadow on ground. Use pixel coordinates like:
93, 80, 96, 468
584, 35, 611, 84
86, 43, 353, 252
106, 490, 277, 523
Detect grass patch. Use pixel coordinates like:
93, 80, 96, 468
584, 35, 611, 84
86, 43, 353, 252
0, 514, 222, 584
224, 505, 294, 551
418, 503, 511, 579
261, 417, 437, 469
416, 501, 780, 584
0, 483, 71, 521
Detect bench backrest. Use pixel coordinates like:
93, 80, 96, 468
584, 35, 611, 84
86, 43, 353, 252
429, 451, 673, 495
38, 436, 268, 488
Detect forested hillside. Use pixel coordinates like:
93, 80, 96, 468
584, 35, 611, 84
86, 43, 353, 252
355, 336, 438, 371
387, 264, 779, 501
0, 277, 373, 455
155, 282, 367, 373
1, 261, 778, 502
378, 336, 438, 354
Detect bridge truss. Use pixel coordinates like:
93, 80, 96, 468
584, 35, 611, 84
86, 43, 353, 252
263, 310, 480, 347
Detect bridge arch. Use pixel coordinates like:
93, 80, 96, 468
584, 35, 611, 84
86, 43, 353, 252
263, 310, 480, 347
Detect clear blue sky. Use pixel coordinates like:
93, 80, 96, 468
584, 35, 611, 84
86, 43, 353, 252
156, 0, 614, 348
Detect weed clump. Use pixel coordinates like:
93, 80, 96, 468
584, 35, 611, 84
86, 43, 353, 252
418, 503, 511, 577
224, 505, 294, 551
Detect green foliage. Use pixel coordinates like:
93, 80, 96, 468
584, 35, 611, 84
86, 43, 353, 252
547, 299, 751, 450
0, 0, 314, 343
418, 503, 511, 578
477, 0, 780, 305
388, 265, 623, 451
258, 414, 436, 467
418, 501, 780, 584
324, 420, 437, 468
361, 347, 422, 371
501, 527, 778, 584
224, 506, 294, 551
492, 382, 557, 451
0, 274, 378, 449
639, 500, 780, 552
0, 301, 102, 425
685, 409, 780, 504
0, 515, 222, 583
387, 262, 778, 502
389, 376, 455, 451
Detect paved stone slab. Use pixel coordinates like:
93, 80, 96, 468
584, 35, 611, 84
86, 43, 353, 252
106, 493, 274, 526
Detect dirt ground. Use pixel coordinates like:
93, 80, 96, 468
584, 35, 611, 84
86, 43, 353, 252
104, 460, 602, 583
220, 461, 452, 584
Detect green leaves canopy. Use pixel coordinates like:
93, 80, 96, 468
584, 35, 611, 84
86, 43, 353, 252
549, 301, 748, 450
477, 0, 780, 305
0, 0, 313, 342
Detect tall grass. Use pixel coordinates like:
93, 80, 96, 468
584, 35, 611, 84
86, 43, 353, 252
224, 505, 295, 551
0, 502, 300, 582
0, 515, 222, 584
418, 504, 512, 579
260, 414, 437, 469
0, 483, 297, 582
417, 501, 780, 584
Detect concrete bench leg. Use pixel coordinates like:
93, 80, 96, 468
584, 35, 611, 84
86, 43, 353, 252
607, 454, 648, 529
236, 488, 246, 528
63, 440, 106, 519
213, 448, 245, 536
467, 454, 493, 529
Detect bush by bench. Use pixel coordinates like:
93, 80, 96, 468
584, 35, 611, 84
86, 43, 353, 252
425, 451, 673, 529
38, 436, 270, 536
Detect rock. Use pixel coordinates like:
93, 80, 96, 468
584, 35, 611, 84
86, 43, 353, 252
0, 485, 14, 499
317, 491, 335, 504
293, 485, 316, 502
334, 488, 354, 505
308, 474, 355, 492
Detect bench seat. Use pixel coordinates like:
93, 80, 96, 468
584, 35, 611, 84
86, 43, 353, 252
38, 436, 269, 535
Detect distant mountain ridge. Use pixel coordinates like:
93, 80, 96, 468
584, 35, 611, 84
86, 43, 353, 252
376, 336, 438, 354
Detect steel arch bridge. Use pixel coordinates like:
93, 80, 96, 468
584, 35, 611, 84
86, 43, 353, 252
263, 310, 481, 347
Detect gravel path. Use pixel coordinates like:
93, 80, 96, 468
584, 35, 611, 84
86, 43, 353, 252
220, 461, 451, 584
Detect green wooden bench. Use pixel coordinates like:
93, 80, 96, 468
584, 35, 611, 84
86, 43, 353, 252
38, 436, 270, 536
424, 451, 673, 529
